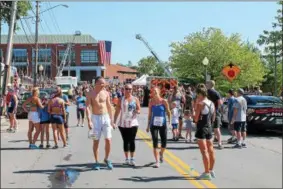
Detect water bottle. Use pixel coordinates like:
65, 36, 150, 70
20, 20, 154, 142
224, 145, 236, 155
88, 130, 96, 140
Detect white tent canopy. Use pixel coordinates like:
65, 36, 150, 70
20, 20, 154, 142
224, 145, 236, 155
132, 74, 148, 86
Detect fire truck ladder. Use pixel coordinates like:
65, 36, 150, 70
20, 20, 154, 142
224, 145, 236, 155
56, 31, 81, 77
135, 34, 172, 77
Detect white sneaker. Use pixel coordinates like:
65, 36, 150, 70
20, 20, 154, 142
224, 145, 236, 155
130, 158, 136, 166
124, 159, 130, 165
210, 170, 216, 178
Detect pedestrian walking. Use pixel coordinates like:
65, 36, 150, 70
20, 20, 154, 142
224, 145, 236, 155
23, 87, 44, 149
76, 90, 86, 127
39, 95, 51, 149
48, 89, 67, 149
114, 84, 141, 166
231, 88, 248, 148
184, 110, 194, 143
86, 76, 115, 170
226, 89, 237, 144
193, 84, 216, 180
147, 87, 171, 168
171, 101, 179, 141
6, 88, 18, 133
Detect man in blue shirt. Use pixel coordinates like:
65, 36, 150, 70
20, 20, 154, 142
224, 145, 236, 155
76, 90, 86, 127
227, 89, 237, 144
56, 86, 71, 140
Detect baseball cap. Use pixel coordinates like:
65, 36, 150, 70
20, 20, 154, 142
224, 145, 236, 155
237, 88, 245, 95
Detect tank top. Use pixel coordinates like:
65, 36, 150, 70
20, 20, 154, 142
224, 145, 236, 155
50, 98, 63, 115
197, 99, 214, 128
119, 96, 139, 128
171, 93, 182, 108
150, 101, 167, 127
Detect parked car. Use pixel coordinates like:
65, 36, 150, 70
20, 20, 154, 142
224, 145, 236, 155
16, 91, 49, 118
221, 95, 283, 133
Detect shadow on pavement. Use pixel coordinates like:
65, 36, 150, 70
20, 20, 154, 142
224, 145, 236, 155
1, 147, 30, 151
135, 138, 151, 142
119, 176, 192, 182
8, 140, 55, 143
166, 146, 199, 150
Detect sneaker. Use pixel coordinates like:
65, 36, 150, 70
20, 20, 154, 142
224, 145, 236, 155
46, 144, 51, 148
197, 173, 212, 180
81, 124, 84, 127
242, 143, 247, 148
227, 137, 233, 143
185, 139, 189, 143
179, 135, 185, 139
213, 138, 218, 143
130, 158, 136, 167
104, 159, 113, 170
217, 144, 224, 150
77, 124, 79, 127
63, 144, 68, 148
124, 159, 130, 165
159, 152, 164, 163
29, 144, 32, 148
210, 170, 216, 178
30, 144, 39, 149
52, 145, 59, 149
6, 128, 12, 132
39, 144, 44, 149
93, 163, 100, 170
233, 144, 242, 149
153, 162, 160, 168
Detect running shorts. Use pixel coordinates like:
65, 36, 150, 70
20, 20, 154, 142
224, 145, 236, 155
28, 112, 41, 124
91, 114, 112, 140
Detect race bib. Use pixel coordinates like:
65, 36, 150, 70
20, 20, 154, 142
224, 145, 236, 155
8, 102, 12, 108
78, 103, 84, 109
153, 116, 164, 126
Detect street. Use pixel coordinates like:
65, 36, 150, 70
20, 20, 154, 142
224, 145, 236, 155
1, 106, 282, 188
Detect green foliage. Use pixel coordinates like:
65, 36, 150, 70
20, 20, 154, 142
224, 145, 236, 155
137, 56, 167, 76
170, 27, 266, 93
257, 1, 283, 95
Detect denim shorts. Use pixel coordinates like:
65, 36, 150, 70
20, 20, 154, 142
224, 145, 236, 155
172, 123, 178, 129
234, 122, 247, 132
50, 114, 64, 124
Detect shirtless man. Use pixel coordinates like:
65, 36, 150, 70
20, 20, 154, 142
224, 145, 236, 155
86, 76, 115, 170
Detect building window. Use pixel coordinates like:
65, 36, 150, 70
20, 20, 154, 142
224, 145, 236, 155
32, 48, 51, 62
58, 50, 76, 65
80, 50, 98, 63
0, 49, 3, 62
12, 49, 27, 63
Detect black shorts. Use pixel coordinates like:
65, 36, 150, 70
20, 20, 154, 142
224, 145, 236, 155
7, 107, 15, 114
213, 111, 222, 129
234, 122, 247, 132
40, 120, 50, 124
50, 114, 64, 124
77, 109, 85, 119
195, 126, 213, 140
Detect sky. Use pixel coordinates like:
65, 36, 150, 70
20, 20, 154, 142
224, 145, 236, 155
1, 1, 279, 65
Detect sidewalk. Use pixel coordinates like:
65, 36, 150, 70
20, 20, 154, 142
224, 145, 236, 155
1, 116, 9, 127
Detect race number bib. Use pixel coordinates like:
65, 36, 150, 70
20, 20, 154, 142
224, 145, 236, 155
153, 116, 164, 127
8, 102, 12, 108
78, 103, 84, 109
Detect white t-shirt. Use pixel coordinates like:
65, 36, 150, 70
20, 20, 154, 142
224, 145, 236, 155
171, 107, 179, 124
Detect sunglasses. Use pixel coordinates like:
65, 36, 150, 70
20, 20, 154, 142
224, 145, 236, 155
125, 88, 132, 91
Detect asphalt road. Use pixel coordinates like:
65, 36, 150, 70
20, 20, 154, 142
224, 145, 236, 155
1, 106, 282, 188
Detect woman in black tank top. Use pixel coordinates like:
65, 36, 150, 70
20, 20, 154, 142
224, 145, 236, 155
193, 84, 216, 180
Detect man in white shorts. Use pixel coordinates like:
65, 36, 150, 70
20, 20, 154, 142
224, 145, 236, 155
86, 76, 115, 170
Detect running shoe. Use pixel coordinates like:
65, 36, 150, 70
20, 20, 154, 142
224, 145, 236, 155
197, 173, 212, 180
63, 144, 68, 148
81, 124, 84, 127
6, 128, 12, 132
53, 145, 59, 149
153, 162, 160, 168
104, 159, 113, 170
130, 158, 136, 167
46, 144, 51, 148
77, 124, 79, 127
39, 144, 44, 149
93, 163, 100, 170
217, 144, 224, 150
29, 144, 32, 148
233, 144, 242, 149
242, 143, 247, 148
210, 170, 216, 178
30, 144, 39, 149
179, 135, 185, 139
213, 138, 218, 143
124, 159, 130, 165
159, 152, 164, 163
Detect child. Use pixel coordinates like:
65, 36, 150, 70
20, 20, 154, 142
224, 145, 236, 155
39, 96, 51, 148
171, 101, 179, 141
184, 110, 194, 143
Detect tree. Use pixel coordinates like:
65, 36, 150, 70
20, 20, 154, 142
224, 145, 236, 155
257, 1, 283, 95
170, 27, 266, 93
137, 56, 166, 76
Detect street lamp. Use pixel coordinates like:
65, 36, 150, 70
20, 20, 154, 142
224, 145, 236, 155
38, 65, 44, 86
202, 57, 209, 82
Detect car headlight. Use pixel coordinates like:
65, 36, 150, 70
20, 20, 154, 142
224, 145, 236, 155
247, 108, 254, 115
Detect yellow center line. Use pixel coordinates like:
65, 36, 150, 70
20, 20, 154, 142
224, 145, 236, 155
137, 130, 204, 188
137, 129, 217, 189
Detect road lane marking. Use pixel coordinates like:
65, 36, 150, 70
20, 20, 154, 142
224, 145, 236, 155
137, 130, 217, 189
137, 130, 204, 188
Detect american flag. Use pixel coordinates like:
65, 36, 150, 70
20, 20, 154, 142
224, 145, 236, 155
99, 40, 112, 65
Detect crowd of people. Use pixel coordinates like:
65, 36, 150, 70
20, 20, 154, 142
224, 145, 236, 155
1, 76, 252, 181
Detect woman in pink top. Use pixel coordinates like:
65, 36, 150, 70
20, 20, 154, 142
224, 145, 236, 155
114, 84, 141, 166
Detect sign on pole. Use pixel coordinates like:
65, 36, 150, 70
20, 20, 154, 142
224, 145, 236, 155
222, 63, 241, 82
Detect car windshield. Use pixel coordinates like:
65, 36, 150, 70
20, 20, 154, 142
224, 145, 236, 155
246, 96, 283, 106
59, 85, 71, 90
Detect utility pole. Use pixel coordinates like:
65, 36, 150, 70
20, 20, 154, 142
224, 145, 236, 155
1, 1, 17, 96
33, 1, 40, 87
274, 39, 277, 96
281, 1, 283, 93
68, 46, 71, 76
0, 5, 2, 91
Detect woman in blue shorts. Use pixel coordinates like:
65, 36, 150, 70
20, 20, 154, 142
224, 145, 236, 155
39, 95, 51, 148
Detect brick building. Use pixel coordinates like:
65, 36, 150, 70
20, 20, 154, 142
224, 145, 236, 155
105, 64, 138, 84
0, 34, 107, 82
